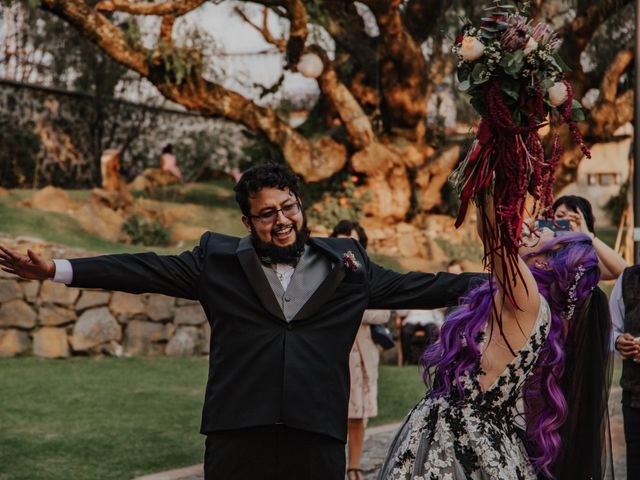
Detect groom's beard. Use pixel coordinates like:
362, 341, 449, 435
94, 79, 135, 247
251, 217, 310, 266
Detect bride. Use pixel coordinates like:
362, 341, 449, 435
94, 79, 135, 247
379, 197, 612, 479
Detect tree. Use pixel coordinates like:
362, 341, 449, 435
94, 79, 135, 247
15, 0, 638, 219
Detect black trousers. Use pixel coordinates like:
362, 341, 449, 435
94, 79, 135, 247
623, 404, 640, 480
204, 425, 345, 480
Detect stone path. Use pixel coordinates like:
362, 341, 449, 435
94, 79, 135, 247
135, 388, 627, 480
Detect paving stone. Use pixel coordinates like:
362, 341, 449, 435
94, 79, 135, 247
146, 294, 175, 322
40, 281, 80, 306
76, 290, 111, 311
174, 304, 206, 326
0, 300, 37, 328
0, 279, 22, 302
33, 327, 70, 358
71, 307, 121, 351
38, 305, 77, 326
0, 329, 30, 357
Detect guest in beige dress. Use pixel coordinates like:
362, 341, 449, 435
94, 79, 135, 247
330, 220, 391, 480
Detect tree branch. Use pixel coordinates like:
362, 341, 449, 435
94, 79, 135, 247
95, 0, 207, 16
360, 0, 429, 131
39, 0, 347, 182
234, 6, 286, 51
283, 0, 306, 67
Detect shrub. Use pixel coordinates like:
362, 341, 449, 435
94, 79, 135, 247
122, 214, 171, 246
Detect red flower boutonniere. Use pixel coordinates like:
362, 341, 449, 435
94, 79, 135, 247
342, 251, 360, 272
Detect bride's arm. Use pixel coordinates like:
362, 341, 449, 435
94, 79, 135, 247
477, 195, 540, 319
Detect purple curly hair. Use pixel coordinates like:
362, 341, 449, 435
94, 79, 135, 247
421, 231, 599, 478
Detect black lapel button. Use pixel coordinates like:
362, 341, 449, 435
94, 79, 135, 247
287, 324, 294, 331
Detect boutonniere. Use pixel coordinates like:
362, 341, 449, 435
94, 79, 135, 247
342, 251, 361, 272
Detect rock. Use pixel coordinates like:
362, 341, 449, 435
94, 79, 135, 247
74, 201, 126, 243
110, 291, 147, 323
0, 329, 30, 357
40, 282, 80, 306
21, 281, 40, 302
0, 300, 37, 328
397, 233, 423, 258
33, 327, 69, 358
100, 149, 122, 192
174, 304, 207, 326
414, 145, 461, 212
76, 290, 111, 311
71, 307, 121, 351
128, 174, 150, 192
176, 298, 200, 307
123, 320, 171, 355
146, 294, 175, 322
0, 279, 22, 302
165, 327, 200, 357
171, 223, 207, 243
38, 305, 77, 326
31, 186, 74, 213
0, 187, 8, 197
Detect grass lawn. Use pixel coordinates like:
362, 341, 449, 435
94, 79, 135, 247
0, 359, 423, 480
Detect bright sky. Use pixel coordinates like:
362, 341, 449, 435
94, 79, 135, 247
184, 1, 320, 105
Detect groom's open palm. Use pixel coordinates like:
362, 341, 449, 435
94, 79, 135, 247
0, 245, 55, 280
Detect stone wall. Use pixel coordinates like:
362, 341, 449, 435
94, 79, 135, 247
0, 237, 209, 359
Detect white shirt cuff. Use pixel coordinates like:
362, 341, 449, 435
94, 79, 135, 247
52, 259, 73, 284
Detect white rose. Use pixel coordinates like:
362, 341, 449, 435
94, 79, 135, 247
523, 37, 538, 56
548, 81, 568, 107
459, 36, 485, 62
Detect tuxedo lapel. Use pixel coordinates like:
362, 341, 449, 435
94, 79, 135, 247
236, 236, 286, 321
292, 238, 347, 322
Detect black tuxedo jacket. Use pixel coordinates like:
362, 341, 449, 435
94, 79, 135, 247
69, 233, 477, 442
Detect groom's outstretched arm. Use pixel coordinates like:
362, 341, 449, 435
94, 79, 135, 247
0, 232, 210, 300
366, 259, 485, 311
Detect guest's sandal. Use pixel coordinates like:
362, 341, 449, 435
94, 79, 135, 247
346, 467, 363, 480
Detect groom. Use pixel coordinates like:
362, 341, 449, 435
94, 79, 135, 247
0, 164, 475, 480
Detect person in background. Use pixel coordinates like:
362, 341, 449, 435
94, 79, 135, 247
159, 143, 183, 182
397, 260, 464, 365
553, 195, 626, 280
330, 220, 390, 480
609, 265, 640, 480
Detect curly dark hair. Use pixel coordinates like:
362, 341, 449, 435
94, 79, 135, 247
329, 220, 368, 250
233, 163, 302, 216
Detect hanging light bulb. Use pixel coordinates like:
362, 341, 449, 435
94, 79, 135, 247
297, 53, 324, 78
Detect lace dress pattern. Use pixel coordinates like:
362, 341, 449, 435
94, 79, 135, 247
379, 296, 551, 480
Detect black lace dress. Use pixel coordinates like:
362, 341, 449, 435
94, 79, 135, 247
378, 296, 551, 480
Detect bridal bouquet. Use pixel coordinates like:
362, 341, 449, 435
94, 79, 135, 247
450, 1, 590, 284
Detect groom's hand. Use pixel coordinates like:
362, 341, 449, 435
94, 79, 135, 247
0, 245, 56, 280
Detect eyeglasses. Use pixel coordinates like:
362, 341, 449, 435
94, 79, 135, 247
250, 202, 301, 225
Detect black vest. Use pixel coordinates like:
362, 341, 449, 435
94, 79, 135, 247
621, 265, 640, 406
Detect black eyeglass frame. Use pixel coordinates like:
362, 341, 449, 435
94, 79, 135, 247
249, 201, 301, 225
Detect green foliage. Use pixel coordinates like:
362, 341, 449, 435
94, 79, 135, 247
239, 130, 286, 169
0, 114, 40, 188
435, 233, 483, 263
303, 172, 371, 229
122, 214, 171, 247
172, 130, 239, 182
603, 181, 629, 226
